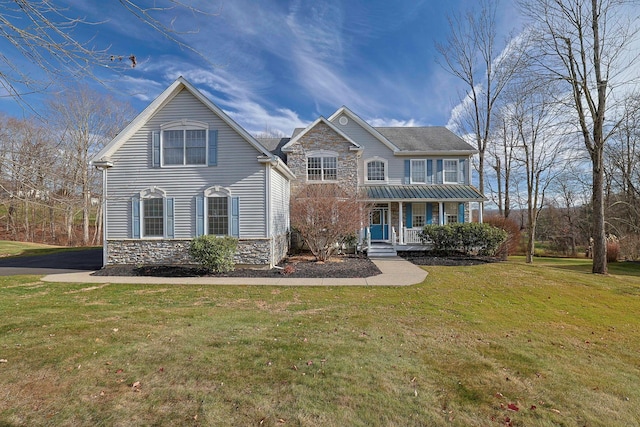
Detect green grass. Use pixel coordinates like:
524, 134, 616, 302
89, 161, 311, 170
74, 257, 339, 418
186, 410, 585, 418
2, 258, 640, 426
0, 240, 98, 258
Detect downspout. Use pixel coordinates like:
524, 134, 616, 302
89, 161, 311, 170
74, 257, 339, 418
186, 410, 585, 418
101, 167, 108, 267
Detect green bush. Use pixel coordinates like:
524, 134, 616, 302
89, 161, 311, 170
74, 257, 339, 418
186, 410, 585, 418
419, 223, 508, 256
189, 235, 238, 273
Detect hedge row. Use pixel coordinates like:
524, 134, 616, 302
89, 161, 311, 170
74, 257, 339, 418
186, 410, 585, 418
419, 223, 507, 256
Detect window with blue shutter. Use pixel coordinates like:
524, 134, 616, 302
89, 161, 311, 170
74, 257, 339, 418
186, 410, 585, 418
231, 197, 240, 237
459, 158, 467, 184
426, 203, 433, 224
166, 198, 175, 238
436, 159, 443, 184
208, 130, 218, 166
404, 160, 410, 184
132, 196, 140, 238
405, 203, 412, 228
427, 159, 433, 184
196, 196, 205, 237
133, 188, 172, 238
152, 131, 160, 167
458, 202, 465, 223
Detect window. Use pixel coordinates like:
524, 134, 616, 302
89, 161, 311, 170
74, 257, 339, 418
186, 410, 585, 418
366, 158, 386, 182
197, 186, 239, 237
132, 187, 174, 239
143, 198, 164, 237
412, 203, 426, 228
163, 129, 206, 165
445, 202, 459, 224
207, 196, 229, 235
444, 159, 459, 183
307, 154, 337, 181
153, 120, 216, 167
411, 160, 426, 184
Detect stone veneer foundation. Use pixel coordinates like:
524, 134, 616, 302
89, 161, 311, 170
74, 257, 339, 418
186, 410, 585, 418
107, 234, 289, 268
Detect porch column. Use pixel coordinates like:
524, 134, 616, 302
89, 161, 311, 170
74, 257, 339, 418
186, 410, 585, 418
398, 202, 404, 245
478, 202, 484, 223
439, 202, 444, 225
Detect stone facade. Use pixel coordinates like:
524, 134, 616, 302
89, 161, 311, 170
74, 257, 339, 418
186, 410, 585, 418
107, 236, 289, 267
286, 121, 359, 196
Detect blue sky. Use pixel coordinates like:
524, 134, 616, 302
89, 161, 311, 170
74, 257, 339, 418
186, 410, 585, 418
0, 0, 522, 136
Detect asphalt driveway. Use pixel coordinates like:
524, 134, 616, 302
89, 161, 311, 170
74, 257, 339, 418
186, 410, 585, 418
0, 248, 103, 276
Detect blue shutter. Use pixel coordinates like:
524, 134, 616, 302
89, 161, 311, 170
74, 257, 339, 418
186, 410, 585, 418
426, 159, 433, 184
152, 131, 160, 167
231, 197, 240, 237
405, 203, 412, 228
404, 160, 410, 184
131, 196, 140, 238
459, 158, 466, 184
437, 159, 443, 184
208, 130, 218, 166
166, 198, 175, 238
458, 202, 465, 223
196, 196, 204, 236
426, 203, 433, 224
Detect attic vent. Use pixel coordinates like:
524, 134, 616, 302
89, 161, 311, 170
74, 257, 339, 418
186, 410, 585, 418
339, 116, 349, 126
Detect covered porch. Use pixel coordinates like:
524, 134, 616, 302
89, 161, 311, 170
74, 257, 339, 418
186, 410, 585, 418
361, 185, 486, 251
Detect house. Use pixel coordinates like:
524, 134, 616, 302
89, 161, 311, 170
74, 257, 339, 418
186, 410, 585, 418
92, 77, 294, 268
275, 106, 485, 253
93, 77, 485, 267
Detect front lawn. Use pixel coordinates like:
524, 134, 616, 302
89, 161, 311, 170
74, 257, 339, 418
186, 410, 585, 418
1, 258, 639, 426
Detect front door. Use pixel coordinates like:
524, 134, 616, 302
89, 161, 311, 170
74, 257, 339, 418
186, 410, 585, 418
370, 207, 389, 241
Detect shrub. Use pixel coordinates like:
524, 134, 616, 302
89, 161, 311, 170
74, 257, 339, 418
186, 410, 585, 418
189, 235, 238, 273
607, 234, 620, 263
420, 223, 508, 256
290, 184, 370, 262
484, 215, 522, 256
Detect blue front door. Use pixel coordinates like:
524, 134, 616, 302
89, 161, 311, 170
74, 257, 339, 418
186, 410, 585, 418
370, 207, 389, 241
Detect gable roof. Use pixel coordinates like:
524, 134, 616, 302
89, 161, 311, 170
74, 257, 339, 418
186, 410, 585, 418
328, 106, 400, 152
280, 116, 362, 153
92, 77, 293, 178
376, 127, 477, 154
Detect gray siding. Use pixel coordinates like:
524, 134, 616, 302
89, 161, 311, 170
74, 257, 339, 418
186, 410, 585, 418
269, 168, 290, 236
330, 113, 471, 186
106, 88, 267, 239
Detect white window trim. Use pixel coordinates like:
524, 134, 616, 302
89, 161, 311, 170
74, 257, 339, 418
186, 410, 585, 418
364, 156, 388, 184
140, 186, 167, 239
204, 186, 232, 236
412, 202, 426, 228
410, 159, 427, 184
306, 150, 338, 182
160, 120, 209, 167
443, 159, 459, 184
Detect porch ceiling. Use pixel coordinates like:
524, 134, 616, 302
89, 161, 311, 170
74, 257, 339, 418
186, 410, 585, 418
365, 185, 485, 201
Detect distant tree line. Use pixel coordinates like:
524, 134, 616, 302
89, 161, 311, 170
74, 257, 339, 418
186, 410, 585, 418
438, 0, 640, 270
0, 87, 133, 246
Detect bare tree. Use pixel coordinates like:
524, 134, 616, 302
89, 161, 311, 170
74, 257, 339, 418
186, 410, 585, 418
47, 86, 134, 245
0, 1, 219, 107
436, 0, 527, 203
505, 78, 566, 263
519, 0, 640, 273
290, 184, 370, 262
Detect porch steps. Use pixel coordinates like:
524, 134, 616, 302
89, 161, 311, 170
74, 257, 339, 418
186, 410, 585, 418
367, 243, 397, 258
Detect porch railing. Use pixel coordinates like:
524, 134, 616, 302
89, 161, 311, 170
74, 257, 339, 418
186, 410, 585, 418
403, 228, 424, 245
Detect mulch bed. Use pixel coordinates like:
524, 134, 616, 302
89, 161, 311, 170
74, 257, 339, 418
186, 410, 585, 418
92, 253, 382, 278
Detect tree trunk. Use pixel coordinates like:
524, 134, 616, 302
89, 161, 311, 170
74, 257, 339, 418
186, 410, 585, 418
592, 154, 607, 274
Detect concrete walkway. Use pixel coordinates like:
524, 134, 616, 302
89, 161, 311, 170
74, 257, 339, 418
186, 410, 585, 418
41, 256, 427, 286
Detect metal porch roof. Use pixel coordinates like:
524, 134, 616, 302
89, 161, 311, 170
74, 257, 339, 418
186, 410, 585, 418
365, 185, 486, 201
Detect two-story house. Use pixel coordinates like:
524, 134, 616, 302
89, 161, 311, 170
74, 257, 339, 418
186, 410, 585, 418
92, 77, 294, 268
93, 77, 485, 267
277, 106, 485, 254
